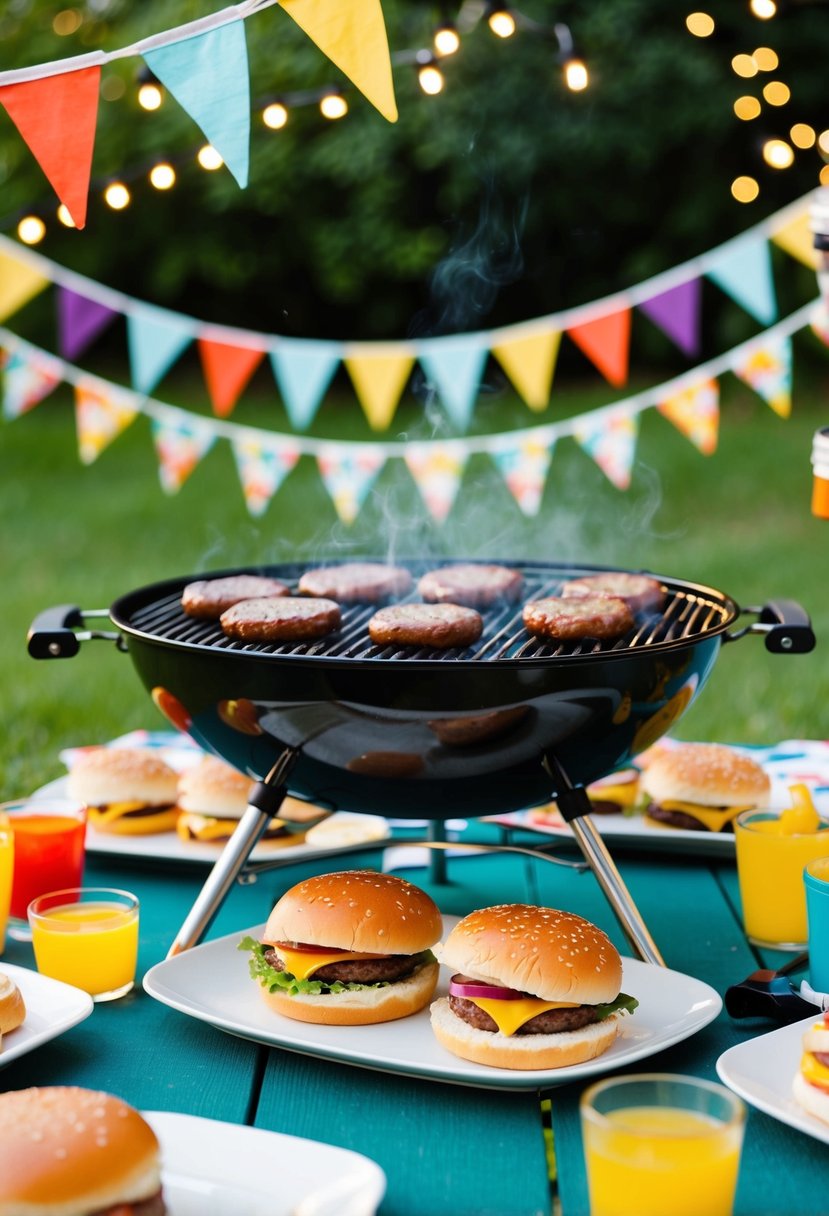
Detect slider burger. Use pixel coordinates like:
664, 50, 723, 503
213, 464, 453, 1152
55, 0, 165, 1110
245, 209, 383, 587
640, 742, 770, 833
0, 1086, 165, 1215
67, 747, 180, 835
793, 1011, 829, 1124
430, 904, 638, 1070
241, 870, 443, 1025
0, 971, 26, 1046
175, 755, 326, 845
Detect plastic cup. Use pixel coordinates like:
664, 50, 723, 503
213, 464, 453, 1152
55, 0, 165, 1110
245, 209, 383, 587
734, 807, 829, 949
0, 817, 12, 954
0, 798, 86, 941
811, 426, 829, 520
805, 857, 829, 993
580, 1073, 745, 1216
28, 887, 139, 1002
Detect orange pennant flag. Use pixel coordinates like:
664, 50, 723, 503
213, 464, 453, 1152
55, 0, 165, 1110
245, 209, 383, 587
0, 66, 101, 230
198, 338, 265, 417
567, 308, 631, 388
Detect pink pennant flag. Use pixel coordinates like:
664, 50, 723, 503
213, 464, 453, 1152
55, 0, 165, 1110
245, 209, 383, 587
657, 378, 719, 454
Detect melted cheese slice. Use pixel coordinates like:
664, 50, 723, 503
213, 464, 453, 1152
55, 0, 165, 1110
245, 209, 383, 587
176, 814, 230, 842
801, 1051, 829, 1092
658, 801, 753, 833
89, 800, 147, 824
589, 782, 638, 808
467, 995, 579, 1037
273, 945, 389, 982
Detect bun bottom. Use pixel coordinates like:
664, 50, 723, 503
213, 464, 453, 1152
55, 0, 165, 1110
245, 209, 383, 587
0, 973, 26, 1034
259, 960, 439, 1026
429, 997, 620, 1070
793, 1068, 829, 1124
88, 806, 181, 836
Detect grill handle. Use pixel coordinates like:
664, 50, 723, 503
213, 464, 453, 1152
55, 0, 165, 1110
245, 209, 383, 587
726, 599, 815, 653
27, 605, 122, 659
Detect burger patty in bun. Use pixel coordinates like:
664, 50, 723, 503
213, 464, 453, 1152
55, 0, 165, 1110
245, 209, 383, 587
430, 904, 638, 1070
241, 870, 443, 1026
793, 1011, 829, 1124
67, 747, 181, 836
640, 742, 770, 833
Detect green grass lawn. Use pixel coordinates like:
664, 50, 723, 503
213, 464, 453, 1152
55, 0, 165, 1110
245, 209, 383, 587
1, 365, 827, 799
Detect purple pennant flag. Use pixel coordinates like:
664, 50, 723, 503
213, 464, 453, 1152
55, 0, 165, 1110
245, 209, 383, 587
638, 278, 701, 357
57, 286, 118, 361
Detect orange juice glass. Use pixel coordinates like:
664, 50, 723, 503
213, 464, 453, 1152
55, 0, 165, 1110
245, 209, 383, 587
581, 1074, 745, 1216
0, 816, 12, 954
1, 798, 86, 941
735, 807, 829, 949
28, 887, 139, 1001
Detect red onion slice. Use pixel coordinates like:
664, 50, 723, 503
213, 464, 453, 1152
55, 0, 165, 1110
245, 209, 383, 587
449, 976, 526, 1001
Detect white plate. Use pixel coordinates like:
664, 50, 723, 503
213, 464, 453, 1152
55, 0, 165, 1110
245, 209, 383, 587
144, 1109, 385, 1216
0, 962, 94, 1068
716, 1015, 829, 1146
143, 917, 722, 1092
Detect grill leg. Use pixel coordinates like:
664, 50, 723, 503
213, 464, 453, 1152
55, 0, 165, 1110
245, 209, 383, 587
167, 748, 299, 957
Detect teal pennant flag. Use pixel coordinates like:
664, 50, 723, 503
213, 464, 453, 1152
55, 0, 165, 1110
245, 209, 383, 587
270, 340, 341, 431
706, 233, 777, 327
127, 304, 194, 396
417, 336, 488, 432
143, 20, 250, 188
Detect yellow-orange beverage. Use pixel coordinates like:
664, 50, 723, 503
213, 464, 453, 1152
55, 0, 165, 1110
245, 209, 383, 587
735, 804, 829, 948
29, 889, 138, 1000
0, 820, 12, 953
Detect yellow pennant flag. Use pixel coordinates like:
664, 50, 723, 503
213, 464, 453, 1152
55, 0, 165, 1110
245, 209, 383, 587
0, 251, 49, 322
771, 212, 818, 269
280, 0, 398, 122
492, 328, 561, 411
344, 346, 414, 430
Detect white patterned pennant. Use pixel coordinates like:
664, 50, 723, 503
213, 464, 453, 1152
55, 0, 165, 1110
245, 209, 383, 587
1, 344, 62, 419
232, 435, 301, 516
151, 413, 216, 493
404, 443, 467, 522
316, 444, 385, 524
491, 437, 554, 516
573, 407, 638, 490
732, 335, 792, 419
75, 378, 139, 463
657, 378, 720, 454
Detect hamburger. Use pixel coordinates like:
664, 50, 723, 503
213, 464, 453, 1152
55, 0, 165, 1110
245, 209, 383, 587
640, 742, 770, 833
793, 1011, 829, 1123
67, 747, 181, 835
241, 870, 443, 1026
530, 768, 640, 826
430, 904, 638, 1070
0, 971, 26, 1044
0, 1086, 165, 1215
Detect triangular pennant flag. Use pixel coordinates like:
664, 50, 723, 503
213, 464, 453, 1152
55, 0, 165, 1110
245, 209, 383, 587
151, 414, 216, 493
706, 233, 777, 326
0, 66, 100, 229
127, 305, 194, 395
57, 286, 118, 361
0, 250, 49, 322
74, 379, 138, 464
491, 437, 554, 516
573, 407, 639, 489
232, 435, 301, 516
771, 211, 818, 269
732, 335, 792, 419
1, 344, 62, 419
316, 444, 385, 524
811, 300, 829, 348
418, 337, 488, 431
144, 20, 250, 188
404, 444, 467, 523
491, 329, 560, 411
638, 278, 702, 357
343, 346, 414, 431
270, 340, 340, 430
280, 0, 397, 122
657, 378, 720, 454
567, 308, 631, 388
197, 338, 265, 418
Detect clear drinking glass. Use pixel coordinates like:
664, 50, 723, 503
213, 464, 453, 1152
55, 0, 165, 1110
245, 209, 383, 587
29, 887, 139, 1001
0, 798, 86, 941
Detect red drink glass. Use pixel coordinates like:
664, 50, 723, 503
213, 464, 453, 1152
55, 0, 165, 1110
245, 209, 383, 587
1, 799, 86, 940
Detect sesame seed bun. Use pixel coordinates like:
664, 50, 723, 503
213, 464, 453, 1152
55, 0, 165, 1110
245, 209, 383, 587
67, 748, 179, 807
640, 743, 770, 809
0, 1086, 163, 1216
177, 755, 254, 818
0, 972, 25, 1036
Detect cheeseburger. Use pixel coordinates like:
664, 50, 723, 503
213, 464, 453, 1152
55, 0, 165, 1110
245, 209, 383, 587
430, 904, 637, 1070
640, 742, 770, 833
67, 747, 180, 835
241, 870, 443, 1025
0, 1086, 165, 1215
793, 1012, 829, 1124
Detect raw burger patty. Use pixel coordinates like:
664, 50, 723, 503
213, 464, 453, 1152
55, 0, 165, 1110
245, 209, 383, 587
368, 603, 483, 649
561, 572, 665, 615
220, 596, 341, 642
522, 594, 634, 641
181, 575, 290, 619
418, 563, 523, 607
298, 562, 413, 602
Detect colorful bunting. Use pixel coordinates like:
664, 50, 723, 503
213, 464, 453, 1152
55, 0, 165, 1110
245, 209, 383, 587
706, 233, 777, 326
418, 336, 489, 431
811, 301, 829, 348
1, 343, 62, 419
657, 378, 720, 454
639, 279, 702, 357
317, 444, 385, 523
0, 250, 49, 322
74, 378, 138, 463
771, 212, 819, 270
197, 338, 264, 418
57, 286, 118, 361
151, 414, 215, 493
491, 437, 554, 516
270, 340, 341, 431
567, 308, 631, 388
232, 435, 301, 517
343, 346, 414, 431
574, 407, 638, 489
732, 335, 792, 419
404, 444, 467, 522
491, 329, 560, 411
127, 304, 194, 396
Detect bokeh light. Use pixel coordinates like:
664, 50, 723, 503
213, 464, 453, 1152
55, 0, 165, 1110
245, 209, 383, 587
732, 54, 758, 78
731, 176, 760, 202
263, 103, 288, 129
762, 81, 790, 106
686, 12, 715, 37
762, 138, 794, 169
104, 182, 131, 210
149, 163, 176, 190
734, 96, 761, 121
790, 123, 816, 149
197, 145, 224, 170
17, 216, 46, 245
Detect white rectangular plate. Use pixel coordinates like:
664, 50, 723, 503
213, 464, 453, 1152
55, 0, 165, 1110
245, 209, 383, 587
0, 962, 94, 1068
144, 1110, 385, 1216
143, 918, 722, 1092
716, 1015, 829, 1146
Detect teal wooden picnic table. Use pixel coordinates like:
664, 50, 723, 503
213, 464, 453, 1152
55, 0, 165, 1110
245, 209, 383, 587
1, 822, 827, 1216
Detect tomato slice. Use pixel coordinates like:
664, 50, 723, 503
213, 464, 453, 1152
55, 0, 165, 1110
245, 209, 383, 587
274, 941, 388, 958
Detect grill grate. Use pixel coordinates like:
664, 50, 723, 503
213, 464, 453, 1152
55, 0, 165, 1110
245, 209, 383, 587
121, 562, 735, 662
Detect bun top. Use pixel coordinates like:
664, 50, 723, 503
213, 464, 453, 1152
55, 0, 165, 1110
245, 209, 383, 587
437, 904, 622, 1005
67, 747, 179, 807
641, 743, 770, 809
178, 755, 254, 819
0, 1087, 161, 1216
263, 869, 443, 956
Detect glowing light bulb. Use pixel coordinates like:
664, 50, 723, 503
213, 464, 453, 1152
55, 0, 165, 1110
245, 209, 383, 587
564, 59, 589, 91
488, 7, 516, 38
263, 102, 288, 129
138, 82, 163, 111
686, 12, 715, 37
762, 138, 794, 169
17, 216, 46, 245
418, 63, 444, 95
790, 123, 815, 149
197, 144, 224, 170
731, 175, 760, 202
320, 92, 348, 120
820, 165, 829, 186
104, 182, 130, 210
762, 80, 790, 105
149, 163, 176, 190
750, 0, 777, 17
53, 9, 82, 36
434, 23, 460, 56
818, 130, 829, 159
732, 54, 758, 78
753, 46, 778, 70
57, 204, 76, 228
734, 96, 761, 120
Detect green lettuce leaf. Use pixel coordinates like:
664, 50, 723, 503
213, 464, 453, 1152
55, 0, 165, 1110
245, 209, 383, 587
239, 937, 435, 997
594, 991, 639, 1020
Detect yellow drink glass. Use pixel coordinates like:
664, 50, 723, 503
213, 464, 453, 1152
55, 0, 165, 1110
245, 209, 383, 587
735, 806, 829, 949
0, 816, 12, 954
28, 887, 139, 1001
581, 1073, 745, 1216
